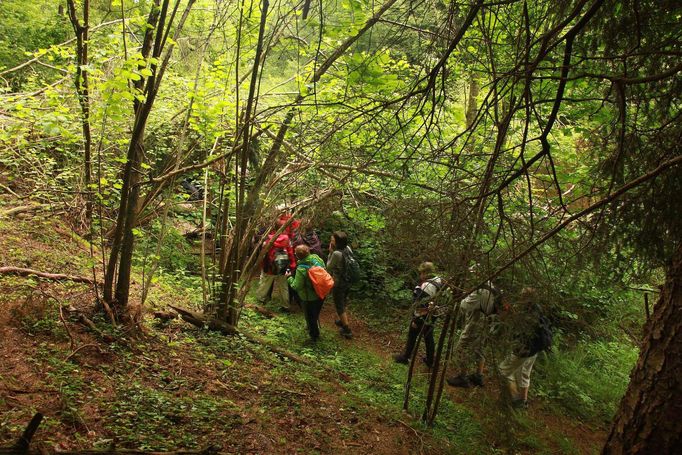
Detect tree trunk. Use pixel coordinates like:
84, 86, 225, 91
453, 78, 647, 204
103, 1, 162, 308
103, 0, 196, 317
603, 243, 682, 454
66, 0, 92, 226
465, 76, 479, 128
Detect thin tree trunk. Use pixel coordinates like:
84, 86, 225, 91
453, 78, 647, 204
103, 1, 162, 306
66, 0, 92, 226
603, 243, 682, 454
104, 0, 196, 315
218, 0, 270, 324
465, 76, 479, 128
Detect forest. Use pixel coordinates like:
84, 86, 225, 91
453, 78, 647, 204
0, 0, 680, 453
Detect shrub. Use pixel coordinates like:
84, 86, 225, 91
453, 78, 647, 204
533, 335, 637, 424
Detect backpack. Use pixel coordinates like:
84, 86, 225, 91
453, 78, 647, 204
342, 247, 361, 285
294, 231, 323, 257
272, 249, 290, 275
522, 307, 553, 356
306, 266, 335, 300
479, 283, 502, 314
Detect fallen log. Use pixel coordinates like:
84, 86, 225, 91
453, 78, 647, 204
168, 305, 236, 335
0, 204, 49, 217
0, 267, 97, 285
0, 413, 220, 454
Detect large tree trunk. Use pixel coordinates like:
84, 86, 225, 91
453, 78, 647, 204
603, 244, 682, 454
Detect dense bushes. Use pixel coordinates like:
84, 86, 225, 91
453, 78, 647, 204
534, 338, 637, 424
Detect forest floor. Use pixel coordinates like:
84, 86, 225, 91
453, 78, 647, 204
0, 213, 607, 454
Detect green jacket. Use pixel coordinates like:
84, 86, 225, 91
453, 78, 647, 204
287, 254, 325, 302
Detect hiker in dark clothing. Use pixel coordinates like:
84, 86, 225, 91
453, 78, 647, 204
394, 262, 444, 368
290, 219, 323, 307
327, 231, 353, 339
498, 287, 552, 409
292, 219, 323, 257
287, 245, 326, 341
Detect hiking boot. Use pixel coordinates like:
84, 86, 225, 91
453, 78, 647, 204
393, 354, 409, 365
468, 373, 484, 387
339, 327, 353, 339
447, 374, 472, 388
511, 398, 528, 410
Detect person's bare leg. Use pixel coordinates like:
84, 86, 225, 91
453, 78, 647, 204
518, 386, 529, 401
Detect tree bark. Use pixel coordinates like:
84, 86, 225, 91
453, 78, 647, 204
603, 243, 682, 454
66, 0, 92, 227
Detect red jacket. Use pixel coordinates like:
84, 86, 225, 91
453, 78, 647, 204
277, 214, 301, 239
263, 233, 296, 274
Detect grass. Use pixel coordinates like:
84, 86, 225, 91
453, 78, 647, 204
238, 304, 485, 453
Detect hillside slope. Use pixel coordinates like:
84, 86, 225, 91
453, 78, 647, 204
0, 213, 605, 454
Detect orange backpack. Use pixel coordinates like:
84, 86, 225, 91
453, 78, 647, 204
307, 266, 335, 300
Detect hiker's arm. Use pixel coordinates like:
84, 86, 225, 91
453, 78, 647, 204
287, 266, 306, 293
326, 251, 342, 281
287, 245, 296, 269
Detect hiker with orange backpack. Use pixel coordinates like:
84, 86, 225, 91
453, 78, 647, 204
286, 245, 332, 342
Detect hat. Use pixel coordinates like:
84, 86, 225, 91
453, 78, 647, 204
418, 262, 436, 274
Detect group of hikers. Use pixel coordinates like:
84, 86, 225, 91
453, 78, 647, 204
391, 262, 553, 409
255, 213, 552, 409
254, 214, 358, 341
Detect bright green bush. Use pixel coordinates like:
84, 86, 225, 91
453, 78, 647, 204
533, 335, 638, 424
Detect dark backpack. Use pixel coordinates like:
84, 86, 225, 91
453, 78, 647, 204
272, 249, 290, 275
342, 247, 361, 285
294, 231, 323, 257
523, 307, 553, 356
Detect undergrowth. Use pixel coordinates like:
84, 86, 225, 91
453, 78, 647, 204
239, 305, 485, 453
534, 337, 637, 424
